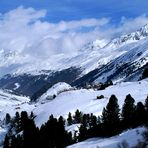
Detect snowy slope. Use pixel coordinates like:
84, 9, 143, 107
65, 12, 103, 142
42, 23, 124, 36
68, 127, 145, 148
38, 82, 72, 103
0, 80, 147, 127
0, 80, 147, 146
34, 80, 148, 126
0, 89, 31, 119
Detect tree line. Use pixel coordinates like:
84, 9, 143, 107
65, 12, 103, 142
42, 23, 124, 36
3, 94, 148, 148
67, 94, 148, 142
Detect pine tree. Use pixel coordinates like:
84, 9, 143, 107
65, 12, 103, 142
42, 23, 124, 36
5, 113, 11, 125
102, 94, 120, 136
121, 94, 136, 129
30, 111, 35, 119
135, 102, 146, 126
67, 112, 73, 126
3, 134, 10, 148
145, 96, 148, 115
78, 124, 87, 142
142, 68, 148, 79
73, 109, 82, 124
14, 112, 21, 132
89, 113, 97, 128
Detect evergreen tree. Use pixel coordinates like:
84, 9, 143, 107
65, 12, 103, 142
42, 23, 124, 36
142, 68, 148, 79
121, 94, 136, 129
30, 111, 35, 120
14, 112, 21, 132
56, 116, 67, 147
135, 102, 146, 126
89, 113, 97, 128
3, 134, 10, 148
102, 94, 120, 136
67, 112, 73, 126
5, 113, 11, 125
78, 124, 87, 142
145, 96, 148, 121
88, 114, 99, 138
73, 109, 82, 124
82, 114, 89, 127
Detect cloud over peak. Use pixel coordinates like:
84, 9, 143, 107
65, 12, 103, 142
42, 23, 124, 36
0, 7, 148, 58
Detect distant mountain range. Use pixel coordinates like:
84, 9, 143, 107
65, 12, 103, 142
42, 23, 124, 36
0, 24, 148, 98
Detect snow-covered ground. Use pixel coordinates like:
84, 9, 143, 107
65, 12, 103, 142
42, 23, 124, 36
0, 80, 147, 127
68, 127, 145, 148
34, 80, 148, 126
38, 82, 72, 103
0, 80, 147, 146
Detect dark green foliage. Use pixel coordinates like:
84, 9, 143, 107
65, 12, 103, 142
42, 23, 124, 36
30, 111, 35, 119
13, 112, 21, 133
3, 135, 10, 148
4, 111, 72, 148
145, 96, 148, 113
73, 109, 82, 124
121, 94, 136, 129
39, 115, 72, 148
10, 135, 23, 148
89, 113, 97, 128
102, 95, 120, 136
67, 112, 73, 126
5, 113, 11, 125
142, 68, 148, 79
135, 102, 146, 126
78, 124, 88, 142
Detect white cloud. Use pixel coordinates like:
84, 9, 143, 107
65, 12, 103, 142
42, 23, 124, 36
0, 7, 148, 59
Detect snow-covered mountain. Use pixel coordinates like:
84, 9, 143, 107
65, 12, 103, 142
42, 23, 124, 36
0, 22, 148, 146
0, 24, 148, 97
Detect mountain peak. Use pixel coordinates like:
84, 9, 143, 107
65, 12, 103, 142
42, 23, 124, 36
106, 23, 148, 49
139, 23, 148, 35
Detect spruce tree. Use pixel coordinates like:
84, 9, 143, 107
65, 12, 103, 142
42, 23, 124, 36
14, 112, 21, 132
135, 102, 146, 126
73, 109, 82, 124
89, 113, 97, 129
3, 134, 10, 148
78, 124, 87, 142
67, 112, 73, 126
5, 113, 11, 125
142, 68, 148, 79
102, 94, 120, 136
145, 96, 148, 121
121, 94, 136, 129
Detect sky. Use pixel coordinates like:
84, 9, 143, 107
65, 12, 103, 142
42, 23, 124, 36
0, 0, 148, 23
0, 0, 148, 57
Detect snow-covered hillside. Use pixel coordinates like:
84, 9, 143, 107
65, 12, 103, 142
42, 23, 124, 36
0, 90, 30, 119
0, 79, 147, 146
34, 80, 148, 126
0, 80, 147, 127
38, 82, 72, 103
68, 127, 145, 148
